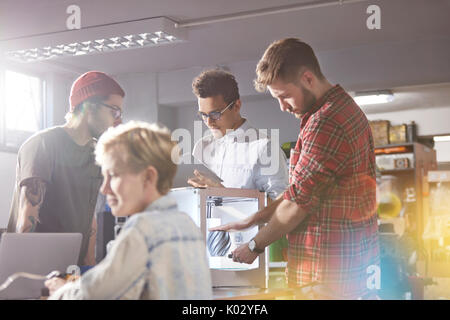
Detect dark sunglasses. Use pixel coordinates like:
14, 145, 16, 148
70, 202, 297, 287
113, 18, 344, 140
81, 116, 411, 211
198, 100, 235, 121
98, 102, 122, 120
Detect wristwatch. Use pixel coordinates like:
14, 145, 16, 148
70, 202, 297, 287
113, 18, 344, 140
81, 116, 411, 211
248, 239, 264, 254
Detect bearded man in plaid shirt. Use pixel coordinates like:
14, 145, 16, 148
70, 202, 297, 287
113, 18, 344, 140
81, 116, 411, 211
211, 38, 380, 299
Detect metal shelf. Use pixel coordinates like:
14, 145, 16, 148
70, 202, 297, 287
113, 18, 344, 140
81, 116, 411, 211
375, 142, 415, 149
379, 168, 415, 174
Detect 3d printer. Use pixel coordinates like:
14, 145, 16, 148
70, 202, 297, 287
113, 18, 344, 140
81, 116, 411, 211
169, 187, 268, 288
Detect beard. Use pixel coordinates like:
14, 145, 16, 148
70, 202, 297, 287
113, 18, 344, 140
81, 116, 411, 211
87, 110, 108, 139
299, 85, 317, 116
88, 124, 102, 139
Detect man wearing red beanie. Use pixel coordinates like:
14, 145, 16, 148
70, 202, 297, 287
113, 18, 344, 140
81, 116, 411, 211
7, 71, 125, 266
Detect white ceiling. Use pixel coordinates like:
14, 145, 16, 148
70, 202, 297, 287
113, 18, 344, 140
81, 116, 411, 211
0, 0, 450, 90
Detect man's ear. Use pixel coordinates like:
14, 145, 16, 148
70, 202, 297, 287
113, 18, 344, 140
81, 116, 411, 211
143, 166, 159, 188
233, 99, 242, 114
299, 70, 315, 89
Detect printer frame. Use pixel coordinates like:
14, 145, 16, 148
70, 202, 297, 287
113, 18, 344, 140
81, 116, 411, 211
170, 187, 269, 288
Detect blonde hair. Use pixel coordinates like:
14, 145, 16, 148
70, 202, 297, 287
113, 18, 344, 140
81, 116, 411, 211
254, 38, 324, 92
95, 121, 179, 195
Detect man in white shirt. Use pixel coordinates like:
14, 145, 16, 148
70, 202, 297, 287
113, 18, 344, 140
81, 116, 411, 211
188, 69, 288, 199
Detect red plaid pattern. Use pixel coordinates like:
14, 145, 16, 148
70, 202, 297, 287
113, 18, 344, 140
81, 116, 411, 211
283, 85, 380, 299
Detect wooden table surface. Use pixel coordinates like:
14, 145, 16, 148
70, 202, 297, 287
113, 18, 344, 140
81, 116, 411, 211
213, 287, 297, 300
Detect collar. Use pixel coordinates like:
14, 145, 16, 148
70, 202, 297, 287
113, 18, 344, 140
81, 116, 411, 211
59, 126, 97, 150
300, 84, 344, 125
213, 118, 253, 142
144, 195, 178, 213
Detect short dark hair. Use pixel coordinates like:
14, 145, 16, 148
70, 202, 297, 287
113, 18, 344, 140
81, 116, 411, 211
192, 69, 240, 104
254, 38, 325, 92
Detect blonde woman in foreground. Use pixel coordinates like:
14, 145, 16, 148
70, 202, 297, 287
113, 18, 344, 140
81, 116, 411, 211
45, 121, 212, 299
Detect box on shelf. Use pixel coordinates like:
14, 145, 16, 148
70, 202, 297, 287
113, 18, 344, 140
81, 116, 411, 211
369, 120, 390, 146
390, 124, 407, 144
376, 153, 415, 171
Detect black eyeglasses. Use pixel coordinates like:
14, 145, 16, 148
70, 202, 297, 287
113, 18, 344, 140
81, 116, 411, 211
198, 100, 235, 121
98, 102, 122, 120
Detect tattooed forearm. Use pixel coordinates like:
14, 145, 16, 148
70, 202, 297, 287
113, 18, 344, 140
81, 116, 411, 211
23, 179, 46, 207
84, 217, 97, 265
17, 178, 46, 233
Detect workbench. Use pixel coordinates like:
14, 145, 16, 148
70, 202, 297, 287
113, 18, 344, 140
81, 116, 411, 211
213, 287, 298, 300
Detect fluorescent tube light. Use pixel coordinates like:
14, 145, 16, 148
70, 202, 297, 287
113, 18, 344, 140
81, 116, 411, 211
354, 90, 394, 106
0, 17, 186, 63
434, 136, 450, 142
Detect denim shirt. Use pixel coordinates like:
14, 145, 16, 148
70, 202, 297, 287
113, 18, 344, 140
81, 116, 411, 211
50, 195, 212, 300
193, 120, 289, 199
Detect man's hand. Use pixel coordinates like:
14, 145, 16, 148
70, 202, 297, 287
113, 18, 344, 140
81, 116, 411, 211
230, 243, 259, 264
209, 198, 285, 233
45, 277, 67, 296
187, 170, 224, 188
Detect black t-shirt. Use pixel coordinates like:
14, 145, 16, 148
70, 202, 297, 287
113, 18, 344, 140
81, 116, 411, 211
7, 126, 103, 265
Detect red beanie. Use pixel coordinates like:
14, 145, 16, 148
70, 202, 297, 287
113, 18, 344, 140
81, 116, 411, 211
69, 71, 125, 112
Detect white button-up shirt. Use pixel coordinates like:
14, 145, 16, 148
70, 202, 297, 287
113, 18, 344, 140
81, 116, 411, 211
193, 120, 288, 199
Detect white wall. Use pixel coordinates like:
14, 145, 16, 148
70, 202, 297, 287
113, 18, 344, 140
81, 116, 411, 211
157, 104, 177, 132
45, 72, 73, 126
435, 141, 450, 163
116, 73, 158, 123
0, 152, 17, 228
241, 98, 299, 144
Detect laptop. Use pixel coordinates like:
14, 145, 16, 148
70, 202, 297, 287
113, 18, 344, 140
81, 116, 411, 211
0, 233, 82, 299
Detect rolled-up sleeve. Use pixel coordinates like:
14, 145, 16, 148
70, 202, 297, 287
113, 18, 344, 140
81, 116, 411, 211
283, 117, 351, 213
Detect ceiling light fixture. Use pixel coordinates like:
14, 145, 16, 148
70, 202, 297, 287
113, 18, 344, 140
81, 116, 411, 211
433, 136, 450, 142
0, 17, 186, 63
354, 90, 395, 106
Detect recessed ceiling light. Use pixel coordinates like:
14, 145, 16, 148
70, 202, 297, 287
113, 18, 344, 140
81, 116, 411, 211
354, 90, 394, 106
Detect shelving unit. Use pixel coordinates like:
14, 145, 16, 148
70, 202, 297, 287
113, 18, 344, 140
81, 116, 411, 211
375, 142, 437, 259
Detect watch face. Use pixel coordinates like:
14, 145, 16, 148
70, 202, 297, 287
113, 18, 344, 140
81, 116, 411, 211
249, 240, 256, 251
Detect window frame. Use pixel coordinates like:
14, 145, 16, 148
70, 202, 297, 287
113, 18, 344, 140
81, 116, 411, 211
0, 66, 47, 153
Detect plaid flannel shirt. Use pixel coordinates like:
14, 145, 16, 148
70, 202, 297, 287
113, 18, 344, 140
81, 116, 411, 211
283, 85, 380, 299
